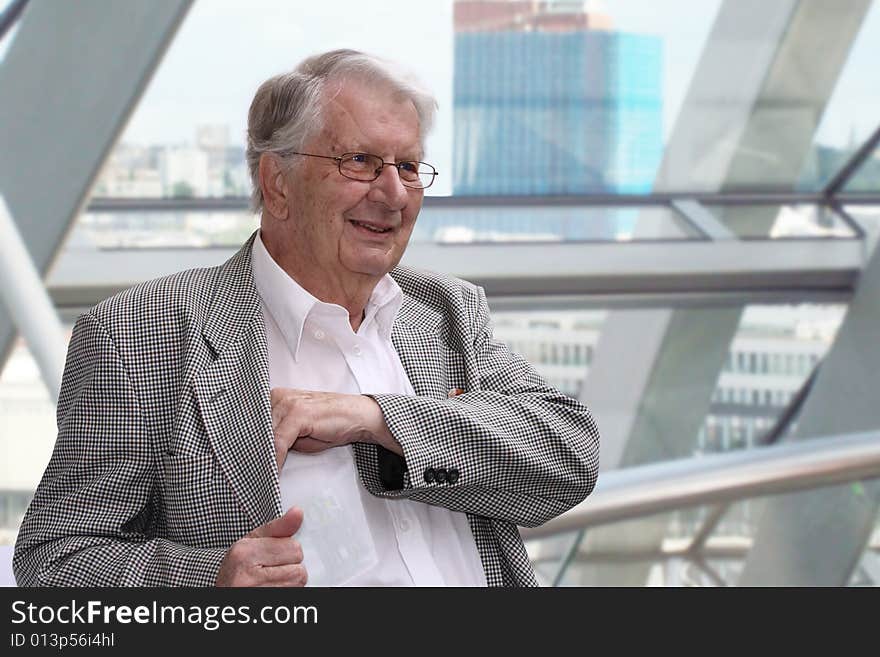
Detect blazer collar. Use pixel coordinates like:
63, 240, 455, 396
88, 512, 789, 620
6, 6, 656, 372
202, 230, 263, 358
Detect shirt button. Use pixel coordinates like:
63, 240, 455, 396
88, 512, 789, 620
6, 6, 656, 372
353, 344, 362, 356
313, 329, 325, 341
399, 518, 411, 532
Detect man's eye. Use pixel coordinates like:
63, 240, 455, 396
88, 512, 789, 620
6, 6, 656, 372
399, 161, 418, 173
350, 153, 368, 163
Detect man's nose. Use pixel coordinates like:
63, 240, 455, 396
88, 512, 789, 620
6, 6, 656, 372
369, 163, 409, 210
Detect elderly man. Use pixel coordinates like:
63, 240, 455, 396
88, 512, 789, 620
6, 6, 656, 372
14, 49, 599, 587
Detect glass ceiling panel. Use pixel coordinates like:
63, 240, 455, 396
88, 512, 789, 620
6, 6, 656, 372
797, 1, 880, 192
86, 0, 723, 204
704, 204, 857, 239
653, 1, 880, 194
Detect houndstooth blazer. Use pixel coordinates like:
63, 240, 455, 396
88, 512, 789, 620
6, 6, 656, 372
14, 231, 600, 587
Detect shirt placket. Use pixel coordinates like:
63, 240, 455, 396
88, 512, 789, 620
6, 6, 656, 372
344, 329, 445, 586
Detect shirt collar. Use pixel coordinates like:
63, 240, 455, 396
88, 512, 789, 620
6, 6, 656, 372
251, 232, 403, 360
364, 274, 404, 342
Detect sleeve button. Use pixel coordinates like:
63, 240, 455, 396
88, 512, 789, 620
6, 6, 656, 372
448, 468, 460, 485
435, 467, 448, 484
423, 467, 436, 484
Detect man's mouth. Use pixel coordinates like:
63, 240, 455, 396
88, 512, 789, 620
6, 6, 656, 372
349, 219, 393, 234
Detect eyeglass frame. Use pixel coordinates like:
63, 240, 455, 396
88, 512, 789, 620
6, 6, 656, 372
284, 151, 439, 189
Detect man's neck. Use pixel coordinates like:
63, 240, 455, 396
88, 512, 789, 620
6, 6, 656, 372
261, 238, 377, 332
290, 270, 377, 331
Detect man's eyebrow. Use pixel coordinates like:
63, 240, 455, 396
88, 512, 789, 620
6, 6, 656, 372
344, 145, 424, 161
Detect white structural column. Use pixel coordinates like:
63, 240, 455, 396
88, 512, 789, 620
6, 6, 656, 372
567, 0, 870, 586
0, 0, 193, 373
0, 197, 67, 402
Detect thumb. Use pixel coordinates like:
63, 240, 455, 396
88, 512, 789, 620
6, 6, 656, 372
248, 506, 304, 539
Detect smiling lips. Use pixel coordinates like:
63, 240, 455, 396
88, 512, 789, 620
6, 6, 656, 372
349, 219, 394, 234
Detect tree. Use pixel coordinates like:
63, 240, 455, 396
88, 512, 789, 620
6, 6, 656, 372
170, 180, 195, 198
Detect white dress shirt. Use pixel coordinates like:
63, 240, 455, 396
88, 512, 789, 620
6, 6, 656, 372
251, 233, 487, 587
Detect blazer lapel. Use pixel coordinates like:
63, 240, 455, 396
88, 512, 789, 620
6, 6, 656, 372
391, 297, 449, 401
193, 232, 282, 528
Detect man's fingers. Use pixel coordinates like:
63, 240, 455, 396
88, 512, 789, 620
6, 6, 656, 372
257, 563, 308, 587
273, 413, 305, 468
252, 536, 304, 567
270, 387, 291, 407
248, 506, 304, 539
275, 440, 289, 470
291, 437, 331, 453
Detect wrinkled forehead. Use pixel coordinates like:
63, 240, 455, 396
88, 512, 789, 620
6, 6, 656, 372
315, 77, 423, 157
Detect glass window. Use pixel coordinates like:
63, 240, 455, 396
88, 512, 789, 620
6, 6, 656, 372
709, 303, 847, 453
89, 0, 455, 199
843, 143, 880, 192
85, 0, 727, 204
703, 204, 856, 239
798, 1, 880, 191
413, 204, 701, 243
77, 202, 704, 250
0, 335, 69, 546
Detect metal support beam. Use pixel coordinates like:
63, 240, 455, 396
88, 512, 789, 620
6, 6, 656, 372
671, 200, 737, 241
49, 237, 862, 301
824, 122, 880, 196
740, 212, 880, 585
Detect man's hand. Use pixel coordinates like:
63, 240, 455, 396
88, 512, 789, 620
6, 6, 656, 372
270, 388, 401, 469
215, 507, 307, 587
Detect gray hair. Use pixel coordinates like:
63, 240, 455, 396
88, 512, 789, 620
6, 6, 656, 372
246, 49, 438, 212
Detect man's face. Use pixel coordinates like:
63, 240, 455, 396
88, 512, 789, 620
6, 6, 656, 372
280, 78, 424, 284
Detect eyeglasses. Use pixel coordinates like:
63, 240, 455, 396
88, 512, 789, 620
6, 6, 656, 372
287, 151, 438, 189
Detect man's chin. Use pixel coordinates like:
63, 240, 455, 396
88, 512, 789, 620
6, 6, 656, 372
344, 253, 399, 278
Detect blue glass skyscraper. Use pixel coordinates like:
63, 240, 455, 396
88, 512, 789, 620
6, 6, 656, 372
453, 17, 663, 196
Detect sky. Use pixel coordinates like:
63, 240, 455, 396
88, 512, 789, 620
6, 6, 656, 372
2, 0, 878, 193
107, 0, 725, 197
120, 0, 725, 139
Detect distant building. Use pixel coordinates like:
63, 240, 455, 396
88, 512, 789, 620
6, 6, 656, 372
158, 145, 211, 197
453, 0, 663, 196
438, 0, 663, 242
195, 124, 230, 171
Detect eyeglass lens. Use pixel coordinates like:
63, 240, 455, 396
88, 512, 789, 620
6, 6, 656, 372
339, 153, 435, 188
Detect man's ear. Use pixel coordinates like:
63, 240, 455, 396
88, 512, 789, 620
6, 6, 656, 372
258, 153, 290, 220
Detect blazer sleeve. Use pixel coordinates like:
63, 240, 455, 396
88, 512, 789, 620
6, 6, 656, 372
363, 285, 600, 528
13, 312, 227, 586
